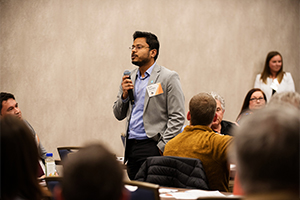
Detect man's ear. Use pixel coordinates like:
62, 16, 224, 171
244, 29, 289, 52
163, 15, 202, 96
213, 113, 218, 122
187, 111, 191, 121
150, 49, 157, 59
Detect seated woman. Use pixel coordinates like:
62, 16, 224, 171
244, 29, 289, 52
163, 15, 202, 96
236, 88, 267, 124
0, 115, 50, 200
233, 91, 300, 196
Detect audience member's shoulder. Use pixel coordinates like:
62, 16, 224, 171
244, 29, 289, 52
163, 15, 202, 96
222, 120, 236, 125
221, 120, 238, 129
220, 120, 238, 136
284, 71, 292, 75
256, 74, 261, 79
284, 72, 293, 78
212, 131, 233, 142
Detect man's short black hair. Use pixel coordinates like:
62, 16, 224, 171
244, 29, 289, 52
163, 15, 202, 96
0, 92, 15, 113
133, 31, 160, 61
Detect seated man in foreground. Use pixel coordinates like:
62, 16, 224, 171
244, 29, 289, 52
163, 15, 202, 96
164, 92, 233, 192
231, 105, 299, 199
54, 143, 129, 200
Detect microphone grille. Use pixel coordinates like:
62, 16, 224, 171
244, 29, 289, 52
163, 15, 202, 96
124, 70, 130, 75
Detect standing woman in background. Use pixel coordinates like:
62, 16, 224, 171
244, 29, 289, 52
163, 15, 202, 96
254, 51, 295, 102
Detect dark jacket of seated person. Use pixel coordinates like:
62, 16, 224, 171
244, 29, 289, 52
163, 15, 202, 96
218, 120, 237, 136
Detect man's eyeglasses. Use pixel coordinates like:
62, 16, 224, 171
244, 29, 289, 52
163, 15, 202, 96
250, 97, 265, 102
129, 45, 150, 51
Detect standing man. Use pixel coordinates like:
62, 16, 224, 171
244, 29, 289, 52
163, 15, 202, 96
113, 31, 185, 180
0, 92, 47, 160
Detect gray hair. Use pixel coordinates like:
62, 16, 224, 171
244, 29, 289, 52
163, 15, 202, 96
209, 91, 225, 111
231, 105, 299, 194
269, 91, 300, 110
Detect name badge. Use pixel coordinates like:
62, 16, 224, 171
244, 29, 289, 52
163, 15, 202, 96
146, 83, 164, 97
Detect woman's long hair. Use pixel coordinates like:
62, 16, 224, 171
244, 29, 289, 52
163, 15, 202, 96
1, 116, 44, 200
260, 51, 285, 84
236, 88, 267, 121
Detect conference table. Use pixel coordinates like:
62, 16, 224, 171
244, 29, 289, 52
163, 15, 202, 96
125, 181, 237, 200
54, 158, 237, 199
43, 175, 238, 200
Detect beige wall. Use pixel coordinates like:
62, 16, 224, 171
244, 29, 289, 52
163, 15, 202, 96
1, 0, 299, 159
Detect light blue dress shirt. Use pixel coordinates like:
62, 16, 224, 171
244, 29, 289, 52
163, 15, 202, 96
128, 63, 155, 140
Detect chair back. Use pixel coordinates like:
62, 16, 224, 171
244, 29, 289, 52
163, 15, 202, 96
57, 146, 81, 161
135, 156, 209, 190
124, 180, 160, 200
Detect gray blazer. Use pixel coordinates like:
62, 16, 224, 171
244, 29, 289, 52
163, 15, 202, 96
113, 64, 185, 154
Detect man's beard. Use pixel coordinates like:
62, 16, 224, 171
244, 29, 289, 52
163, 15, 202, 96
132, 59, 148, 67
131, 52, 151, 67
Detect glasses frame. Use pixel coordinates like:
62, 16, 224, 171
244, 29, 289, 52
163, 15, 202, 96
129, 45, 150, 51
249, 97, 265, 102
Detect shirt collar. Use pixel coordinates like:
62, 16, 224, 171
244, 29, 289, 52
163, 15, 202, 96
137, 62, 156, 78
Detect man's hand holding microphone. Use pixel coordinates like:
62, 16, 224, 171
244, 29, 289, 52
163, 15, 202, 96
122, 70, 135, 104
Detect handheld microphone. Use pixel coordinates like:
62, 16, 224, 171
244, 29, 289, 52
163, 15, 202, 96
124, 70, 134, 105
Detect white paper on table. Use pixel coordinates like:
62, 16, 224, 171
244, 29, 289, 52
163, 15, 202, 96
159, 188, 178, 193
169, 189, 225, 199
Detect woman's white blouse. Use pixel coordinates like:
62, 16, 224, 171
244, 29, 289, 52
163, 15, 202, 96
254, 72, 295, 102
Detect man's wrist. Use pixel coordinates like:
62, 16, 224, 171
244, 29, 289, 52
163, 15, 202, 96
122, 95, 129, 103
